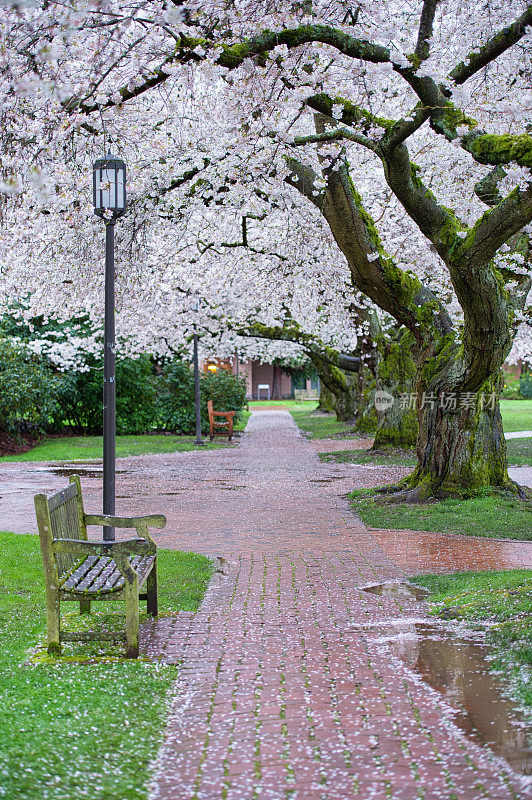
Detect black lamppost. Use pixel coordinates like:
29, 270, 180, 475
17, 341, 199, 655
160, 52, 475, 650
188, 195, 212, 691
191, 298, 204, 446
92, 153, 127, 540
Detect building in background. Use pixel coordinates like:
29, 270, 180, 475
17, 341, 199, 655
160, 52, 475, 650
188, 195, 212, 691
202, 356, 319, 400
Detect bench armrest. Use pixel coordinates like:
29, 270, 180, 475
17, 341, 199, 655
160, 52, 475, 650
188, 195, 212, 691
52, 538, 156, 556
84, 514, 166, 529
212, 411, 235, 418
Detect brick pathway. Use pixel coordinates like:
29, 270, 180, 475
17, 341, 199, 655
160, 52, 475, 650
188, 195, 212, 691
143, 411, 530, 800
2, 410, 530, 798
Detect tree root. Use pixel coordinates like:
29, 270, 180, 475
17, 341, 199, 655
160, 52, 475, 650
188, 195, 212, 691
373, 473, 530, 504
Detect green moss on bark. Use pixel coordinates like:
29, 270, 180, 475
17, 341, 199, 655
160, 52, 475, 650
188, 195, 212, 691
468, 133, 532, 169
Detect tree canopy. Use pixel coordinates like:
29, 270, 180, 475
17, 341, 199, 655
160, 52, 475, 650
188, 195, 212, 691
1, 0, 531, 497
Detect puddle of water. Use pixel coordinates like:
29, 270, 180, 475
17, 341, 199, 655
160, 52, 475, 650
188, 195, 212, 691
362, 581, 430, 601
379, 622, 531, 775
310, 476, 348, 484
47, 466, 128, 478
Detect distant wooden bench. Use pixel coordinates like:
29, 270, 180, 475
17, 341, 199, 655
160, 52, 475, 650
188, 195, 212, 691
294, 389, 319, 401
207, 399, 235, 441
34, 475, 166, 658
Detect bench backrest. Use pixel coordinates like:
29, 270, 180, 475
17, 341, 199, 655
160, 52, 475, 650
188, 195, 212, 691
207, 400, 214, 424
35, 476, 87, 581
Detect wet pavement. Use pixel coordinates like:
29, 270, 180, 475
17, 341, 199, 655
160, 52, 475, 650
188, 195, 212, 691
3, 410, 531, 799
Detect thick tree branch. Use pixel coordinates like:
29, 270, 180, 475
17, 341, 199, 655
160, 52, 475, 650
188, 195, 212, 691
474, 167, 532, 311
474, 166, 506, 207
378, 141, 462, 264
65, 13, 531, 175
304, 92, 392, 132
284, 158, 324, 209
449, 5, 532, 86
459, 182, 532, 267
305, 159, 454, 340
237, 319, 361, 372
293, 128, 377, 152
415, 0, 441, 62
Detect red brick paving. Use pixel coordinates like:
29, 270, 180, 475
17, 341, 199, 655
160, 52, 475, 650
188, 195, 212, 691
147, 411, 530, 800
2, 410, 531, 799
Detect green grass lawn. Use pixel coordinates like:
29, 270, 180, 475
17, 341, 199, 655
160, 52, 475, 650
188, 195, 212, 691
0, 410, 251, 463
350, 489, 531, 540
0, 434, 224, 462
411, 569, 532, 712
500, 399, 532, 432
505, 436, 532, 466
288, 406, 361, 439
320, 447, 417, 466
320, 436, 531, 467
289, 400, 532, 442
0, 531, 212, 799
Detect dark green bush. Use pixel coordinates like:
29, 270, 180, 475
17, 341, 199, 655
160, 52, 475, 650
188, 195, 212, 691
157, 359, 196, 434
0, 339, 58, 432
55, 354, 158, 434
201, 367, 247, 417
502, 374, 522, 399
116, 355, 158, 434
519, 372, 532, 399
158, 359, 247, 434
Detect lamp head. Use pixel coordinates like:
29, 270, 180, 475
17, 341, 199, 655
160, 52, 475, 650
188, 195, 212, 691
93, 153, 126, 220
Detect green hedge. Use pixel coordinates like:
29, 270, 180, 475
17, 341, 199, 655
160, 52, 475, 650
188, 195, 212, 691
158, 359, 247, 434
519, 373, 532, 399
0, 339, 58, 433
54, 354, 158, 435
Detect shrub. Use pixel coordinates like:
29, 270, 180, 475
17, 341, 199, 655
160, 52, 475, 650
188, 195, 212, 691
158, 359, 247, 434
519, 372, 532, 399
157, 359, 196, 434
501, 374, 522, 399
0, 338, 58, 433
200, 368, 247, 418
115, 355, 158, 434
54, 355, 158, 434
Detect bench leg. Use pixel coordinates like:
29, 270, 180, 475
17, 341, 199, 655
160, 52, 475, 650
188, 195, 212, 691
46, 587, 61, 655
80, 598, 91, 615
125, 575, 140, 658
146, 562, 158, 617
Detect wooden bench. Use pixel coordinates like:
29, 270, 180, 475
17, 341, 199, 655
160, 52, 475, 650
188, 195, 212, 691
294, 388, 320, 401
207, 399, 235, 441
34, 475, 166, 658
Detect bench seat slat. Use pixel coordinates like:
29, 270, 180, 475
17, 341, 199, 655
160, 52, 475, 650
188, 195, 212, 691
66, 560, 122, 594
75, 556, 112, 592
59, 555, 98, 588
61, 554, 156, 595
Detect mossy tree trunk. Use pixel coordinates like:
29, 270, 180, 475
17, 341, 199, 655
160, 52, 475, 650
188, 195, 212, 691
288, 127, 532, 499
373, 326, 417, 449
407, 378, 511, 501
310, 357, 358, 422
317, 382, 336, 413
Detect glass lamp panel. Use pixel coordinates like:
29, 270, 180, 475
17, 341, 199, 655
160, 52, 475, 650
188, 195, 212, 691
98, 167, 111, 208
115, 167, 125, 210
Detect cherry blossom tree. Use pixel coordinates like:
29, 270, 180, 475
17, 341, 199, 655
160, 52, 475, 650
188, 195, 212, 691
1, 0, 531, 500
